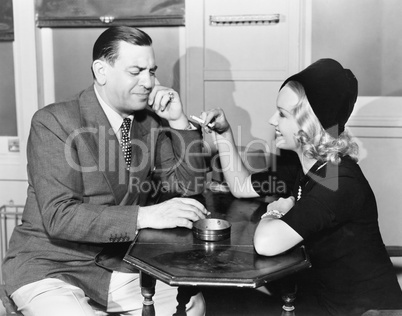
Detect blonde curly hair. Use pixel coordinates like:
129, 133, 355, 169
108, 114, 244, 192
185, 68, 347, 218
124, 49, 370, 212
286, 80, 359, 164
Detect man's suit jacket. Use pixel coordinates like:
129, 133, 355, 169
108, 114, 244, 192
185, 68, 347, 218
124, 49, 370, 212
3, 85, 205, 306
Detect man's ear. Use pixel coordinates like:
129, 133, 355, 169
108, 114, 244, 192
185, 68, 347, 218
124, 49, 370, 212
92, 60, 107, 85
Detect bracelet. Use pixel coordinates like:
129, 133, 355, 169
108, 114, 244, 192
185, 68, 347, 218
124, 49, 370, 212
261, 209, 284, 219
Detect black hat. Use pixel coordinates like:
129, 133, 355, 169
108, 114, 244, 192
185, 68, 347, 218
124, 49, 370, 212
281, 58, 358, 137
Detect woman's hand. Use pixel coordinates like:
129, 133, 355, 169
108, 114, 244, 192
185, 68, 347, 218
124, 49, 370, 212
254, 195, 302, 256
262, 196, 295, 218
200, 108, 230, 134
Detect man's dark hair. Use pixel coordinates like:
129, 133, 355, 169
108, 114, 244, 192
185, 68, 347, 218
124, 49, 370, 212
92, 26, 153, 65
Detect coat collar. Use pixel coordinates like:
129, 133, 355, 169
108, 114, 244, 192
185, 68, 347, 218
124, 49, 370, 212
78, 85, 154, 205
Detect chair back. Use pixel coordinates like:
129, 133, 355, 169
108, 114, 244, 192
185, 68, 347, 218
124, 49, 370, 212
0, 204, 23, 283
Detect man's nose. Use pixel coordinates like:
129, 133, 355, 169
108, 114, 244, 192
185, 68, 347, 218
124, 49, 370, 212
139, 73, 153, 89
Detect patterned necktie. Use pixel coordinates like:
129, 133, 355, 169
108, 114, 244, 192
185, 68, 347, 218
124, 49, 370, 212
121, 117, 132, 170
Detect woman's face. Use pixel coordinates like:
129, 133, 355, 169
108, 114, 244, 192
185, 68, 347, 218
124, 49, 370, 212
269, 85, 301, 152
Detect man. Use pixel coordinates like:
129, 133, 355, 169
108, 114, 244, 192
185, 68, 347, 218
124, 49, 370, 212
3, 26, 207, 315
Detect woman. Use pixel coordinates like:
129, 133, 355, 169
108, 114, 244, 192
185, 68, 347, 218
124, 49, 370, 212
200, 59, 402, 315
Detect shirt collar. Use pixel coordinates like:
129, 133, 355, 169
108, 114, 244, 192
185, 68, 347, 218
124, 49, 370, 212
94, 85, 134, 137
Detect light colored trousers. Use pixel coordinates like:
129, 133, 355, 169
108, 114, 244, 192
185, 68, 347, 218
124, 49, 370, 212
11, 272, 205, 316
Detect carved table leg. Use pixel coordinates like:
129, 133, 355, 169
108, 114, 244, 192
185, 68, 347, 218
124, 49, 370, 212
281, 309, 296, 316
281, 292, 296, 316
173, 287, 188, 316
280, 276, 297, 314
140, 272, 156, 316
173, 286, 200, 316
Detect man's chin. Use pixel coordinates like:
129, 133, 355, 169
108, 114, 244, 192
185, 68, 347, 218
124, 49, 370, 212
131, 101, 149, 111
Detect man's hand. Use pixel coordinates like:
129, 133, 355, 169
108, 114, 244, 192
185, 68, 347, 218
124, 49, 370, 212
148, 82, 189, 129
137, 197, 209, 230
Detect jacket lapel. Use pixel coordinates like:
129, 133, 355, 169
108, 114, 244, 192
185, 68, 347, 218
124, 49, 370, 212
78, 86, 129, 205
131, 112, 152, 177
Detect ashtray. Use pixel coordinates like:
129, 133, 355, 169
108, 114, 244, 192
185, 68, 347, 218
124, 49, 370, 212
193, 218, 231, 241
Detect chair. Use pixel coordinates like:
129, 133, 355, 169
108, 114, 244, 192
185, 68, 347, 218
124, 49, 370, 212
362, 309, 402, 316
360, 246, 402, 316
387, 245, 402, 280
0, 285, 21, 316
1, 204, 24, 316
270, 245, 402, 316
0, 204, 152, 316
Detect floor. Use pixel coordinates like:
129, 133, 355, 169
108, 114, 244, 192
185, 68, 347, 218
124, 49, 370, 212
201, 286, 324, 316
1, 263, 401, 316
201, 257, 402, 316
391, 257, 402, 286
203, 287, 287, 316
0, 285, 323, 316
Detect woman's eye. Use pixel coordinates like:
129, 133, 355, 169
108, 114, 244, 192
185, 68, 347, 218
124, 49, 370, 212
279, 112, 285, 118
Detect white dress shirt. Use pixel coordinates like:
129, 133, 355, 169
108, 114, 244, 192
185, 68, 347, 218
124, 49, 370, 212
94, 85, 133, 143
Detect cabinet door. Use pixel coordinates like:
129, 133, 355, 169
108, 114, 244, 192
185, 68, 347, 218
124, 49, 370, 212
204, 0, 300, 81
204, 81, 278, 150
348, 97, 402, 246
349, 127, 402, 246
186, 0, 303, 150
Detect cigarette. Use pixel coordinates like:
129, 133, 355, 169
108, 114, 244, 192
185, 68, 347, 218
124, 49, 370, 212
189, 115, 214, 128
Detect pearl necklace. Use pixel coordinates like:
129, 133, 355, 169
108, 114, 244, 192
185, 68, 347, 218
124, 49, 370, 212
297, 162, 327, 201
297, 185, 302, 201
